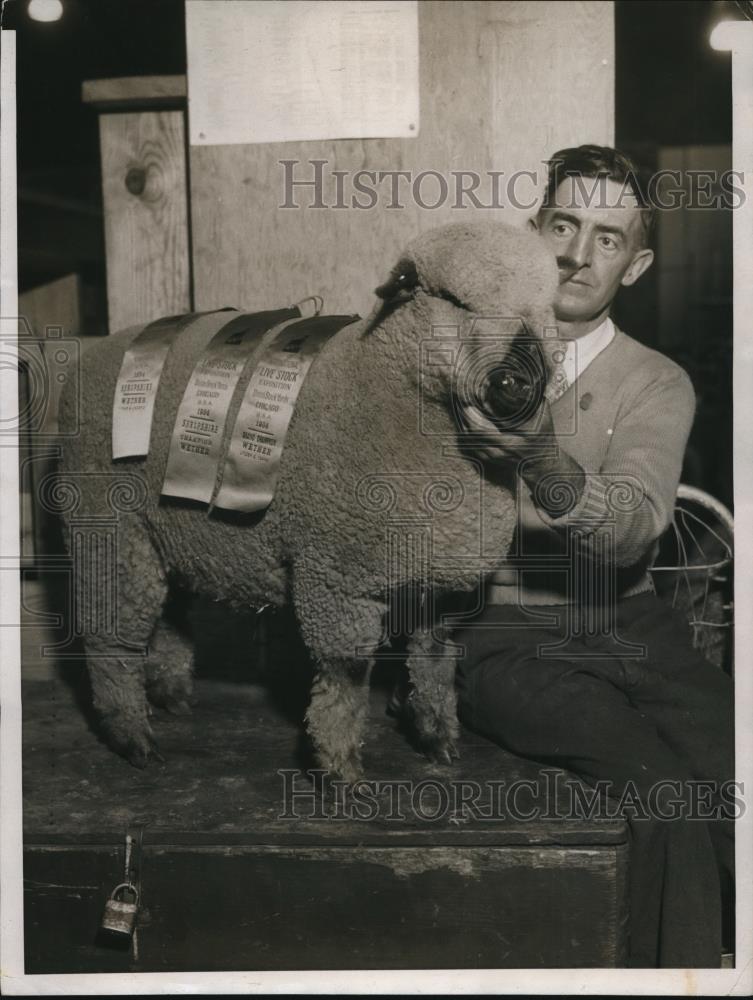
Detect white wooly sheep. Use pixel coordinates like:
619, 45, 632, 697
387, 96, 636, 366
57, 221, 557, 783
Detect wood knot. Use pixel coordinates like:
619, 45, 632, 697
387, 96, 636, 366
125, 167, 147, 196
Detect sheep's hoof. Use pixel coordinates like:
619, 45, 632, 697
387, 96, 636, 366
319, 769, 364, 810
102, 716, 165, 768
324, 751, 364, 790
334, 762, 365, 788
127, 736, 166, 769
424, 737, 461, 767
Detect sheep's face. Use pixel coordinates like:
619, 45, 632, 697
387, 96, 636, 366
372, 221, 558, 432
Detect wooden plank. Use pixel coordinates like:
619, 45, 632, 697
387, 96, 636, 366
24, 840, 628, 971
188, 0, 614, 316
22, 671, 628, 844
99, 110, 191, 331
82, 75, 187, 111
21, 576, 627, 845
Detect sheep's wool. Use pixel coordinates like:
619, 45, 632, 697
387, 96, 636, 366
57, 221, 560, 779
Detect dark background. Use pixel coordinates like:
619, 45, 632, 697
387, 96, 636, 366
1, 0, 744, 505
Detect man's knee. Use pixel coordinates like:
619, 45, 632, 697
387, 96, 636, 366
459, 658, 595, 755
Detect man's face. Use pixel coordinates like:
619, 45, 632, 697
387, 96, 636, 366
537, 176, 654, 327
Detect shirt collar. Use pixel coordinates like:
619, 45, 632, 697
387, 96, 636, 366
566, 316, 615, 381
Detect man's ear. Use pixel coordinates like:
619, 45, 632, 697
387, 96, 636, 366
621, 248, 654, 287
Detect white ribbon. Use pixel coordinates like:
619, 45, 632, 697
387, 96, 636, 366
112, 312, 204, 460
161, 308, 299, 504
213, 314, 358, 513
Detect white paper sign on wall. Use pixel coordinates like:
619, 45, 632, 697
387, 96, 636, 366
186, 0, 420, 146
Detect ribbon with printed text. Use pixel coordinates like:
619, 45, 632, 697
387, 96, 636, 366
213, 314, 359, 513
160, 308, 300, 504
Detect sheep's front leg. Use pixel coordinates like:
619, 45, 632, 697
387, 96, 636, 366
294, 573, 386, 785
306, 656, 374, 785
404, 626, 461, 765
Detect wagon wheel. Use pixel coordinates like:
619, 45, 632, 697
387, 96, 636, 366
650, 484, 734, 674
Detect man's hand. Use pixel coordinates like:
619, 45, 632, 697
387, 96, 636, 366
456, 397, 556, 470
456, 399, 586, 518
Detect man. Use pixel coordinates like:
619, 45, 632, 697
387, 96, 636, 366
455, 145, 734, 968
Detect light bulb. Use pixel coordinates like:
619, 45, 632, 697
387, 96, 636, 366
28, 0, 64, 23
709, 20, 737, 51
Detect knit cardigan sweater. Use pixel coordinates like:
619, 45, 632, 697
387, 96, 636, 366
488, 327, 697, 605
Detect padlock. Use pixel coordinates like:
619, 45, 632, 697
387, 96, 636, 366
101, 882, 139, 936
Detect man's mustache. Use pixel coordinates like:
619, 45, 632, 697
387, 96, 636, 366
556, 255, 580, 272
556, 256, 588, 283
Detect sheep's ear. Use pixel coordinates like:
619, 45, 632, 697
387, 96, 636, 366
374, 258, 419, 304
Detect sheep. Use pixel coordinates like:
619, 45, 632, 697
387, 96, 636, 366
56, 220, 558, 784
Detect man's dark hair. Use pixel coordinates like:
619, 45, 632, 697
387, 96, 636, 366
542, 144, 655, 248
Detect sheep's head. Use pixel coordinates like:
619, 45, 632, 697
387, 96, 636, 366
371, 221, 559, 431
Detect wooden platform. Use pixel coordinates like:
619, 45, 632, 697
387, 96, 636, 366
20, 576, 629, 972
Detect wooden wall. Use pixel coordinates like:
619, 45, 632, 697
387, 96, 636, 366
188, 1, 614, 318
18, 273, 82, 564
18, 272, 82, 435
83, 77, 191, 333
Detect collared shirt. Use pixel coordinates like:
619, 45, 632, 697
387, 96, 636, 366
561, 315, 616, 387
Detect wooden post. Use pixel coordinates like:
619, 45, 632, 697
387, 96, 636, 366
82, 76, 191, 332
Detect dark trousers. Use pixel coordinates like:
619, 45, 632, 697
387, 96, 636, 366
454, 591, 735, 968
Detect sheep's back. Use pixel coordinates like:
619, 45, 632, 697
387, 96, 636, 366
58, 318, 291, 607
58, 307, 518, 609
